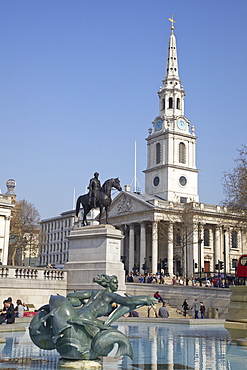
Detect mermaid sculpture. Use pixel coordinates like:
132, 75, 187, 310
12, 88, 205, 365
29, 274, 156, 360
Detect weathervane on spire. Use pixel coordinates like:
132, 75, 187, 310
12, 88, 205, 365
168, 15, 176, 31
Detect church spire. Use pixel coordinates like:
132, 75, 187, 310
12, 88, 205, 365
164, 15, 180, 83
157, 16, 185, 118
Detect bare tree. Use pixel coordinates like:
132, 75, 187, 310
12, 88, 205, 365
158, 203, 204, 279
222, 145, 247, 212
8, 199, 40, 266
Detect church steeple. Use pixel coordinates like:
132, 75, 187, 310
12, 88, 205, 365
144, 17, 199, 204
158, 15, 185, 120
165, 16, 180, 81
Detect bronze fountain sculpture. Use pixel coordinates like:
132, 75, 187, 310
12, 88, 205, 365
29, 274, 156, 361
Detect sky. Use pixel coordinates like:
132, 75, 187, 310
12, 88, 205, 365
1, 0, 247, 220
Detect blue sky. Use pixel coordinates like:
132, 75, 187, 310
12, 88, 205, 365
1, 0, 247, 219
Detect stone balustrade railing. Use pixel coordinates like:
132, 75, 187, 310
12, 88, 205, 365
0, 265, 67, 281
0, 265, 68, 309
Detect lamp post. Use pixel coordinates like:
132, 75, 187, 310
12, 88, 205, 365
29, 233, 33, 267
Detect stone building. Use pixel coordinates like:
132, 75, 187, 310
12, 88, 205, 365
102, 20, 247, 278
0, 180, 16, 264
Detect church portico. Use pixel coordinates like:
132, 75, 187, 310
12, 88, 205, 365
106, 190, 246, 278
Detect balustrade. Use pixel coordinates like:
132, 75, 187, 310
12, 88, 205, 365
0, 266, 66, 281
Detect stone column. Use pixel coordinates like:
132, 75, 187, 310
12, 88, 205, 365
215, 226, 221, 265
224, 228, 229, 273
192, 223, 199, 274
140, 223, 146, 274
129, 224, 135, 273
2, 216, 11, 265
167, 222, 173, 276
152, 221, 158, 273
199, 224, 204, 273
119, 226, 125, 261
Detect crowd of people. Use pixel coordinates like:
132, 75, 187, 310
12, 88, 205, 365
126, 270, 235, 289
0, 297, 29, 325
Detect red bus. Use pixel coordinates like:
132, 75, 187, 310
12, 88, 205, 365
236, 254, 247, 279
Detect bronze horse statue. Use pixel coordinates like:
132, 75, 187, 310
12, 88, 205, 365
76, 178, 122, 225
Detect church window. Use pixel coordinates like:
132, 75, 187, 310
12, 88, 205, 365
180, 197, 187, 203
162, 98, 165, 110
169, 97, 173, 108
232, 259, 238, 269
231, 231, 238, 248
153, 176, 160, 187
179, 176, 187, 186
175, 230, 181, 245
179, 142, 186, 164
156, 143, 161, 164
204, 229, 210, 246
176, 98, 180, 109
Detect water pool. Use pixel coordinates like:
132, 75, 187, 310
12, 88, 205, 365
0, 323, 246, 369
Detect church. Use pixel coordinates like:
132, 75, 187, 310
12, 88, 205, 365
39, 19, 246, 278
102, 19, 247, 279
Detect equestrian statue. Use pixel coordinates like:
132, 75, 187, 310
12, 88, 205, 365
76, 173, 122, 225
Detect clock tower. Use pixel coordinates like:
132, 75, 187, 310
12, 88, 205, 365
144, 17, 199, 203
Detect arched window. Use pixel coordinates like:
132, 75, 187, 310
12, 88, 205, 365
162, 98, 165, 110
156, 143, 161, 164
176, 98, 180, 109
179, 142, 186, 164
168, 97, 173, 109
204, 229, 210, 246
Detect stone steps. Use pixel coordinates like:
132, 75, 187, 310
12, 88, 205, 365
135, 301, 193, 318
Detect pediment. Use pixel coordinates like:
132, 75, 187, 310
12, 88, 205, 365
108, 191, 154, 218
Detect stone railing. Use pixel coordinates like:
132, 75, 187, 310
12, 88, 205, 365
0, 265, 68, 309
0, 265, 67, 280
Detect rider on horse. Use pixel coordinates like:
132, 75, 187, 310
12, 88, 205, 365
88, 172, 101, 208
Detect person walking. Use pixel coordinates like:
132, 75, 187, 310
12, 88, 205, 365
182, 299, 189, 317
200, 302, 206, 319
158, 302, 169, 318
192, 298, 200, 319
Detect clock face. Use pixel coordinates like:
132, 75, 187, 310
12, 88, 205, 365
155, 119, 163, 131
177, 118, 186, 130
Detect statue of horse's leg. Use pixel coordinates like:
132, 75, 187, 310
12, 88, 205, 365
105, 207, 108, 224
99, 207, 103, 224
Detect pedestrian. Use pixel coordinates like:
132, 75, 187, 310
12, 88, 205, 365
14, 300, 25, 318
200, 302, 206, 319
139, 275, 145, 283
182, 299, 189, 317
154, 291, 163, 302
0, 300, 15, 324
158, 302, 169, 318
192, 298, 200, 319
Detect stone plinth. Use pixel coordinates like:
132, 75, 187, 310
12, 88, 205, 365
225, 286, 247, 322
225, 286, 247, 340
66, 224, 126, 293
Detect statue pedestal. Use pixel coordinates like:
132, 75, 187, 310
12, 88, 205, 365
65, 224, 126, 293
225, 286, 247, 340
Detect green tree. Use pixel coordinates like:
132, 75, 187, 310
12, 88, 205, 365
8, 199, 40, 266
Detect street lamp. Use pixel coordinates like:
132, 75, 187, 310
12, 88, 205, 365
29, 233, 33, 267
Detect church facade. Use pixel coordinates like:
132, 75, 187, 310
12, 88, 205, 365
103, 21, 246, 278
